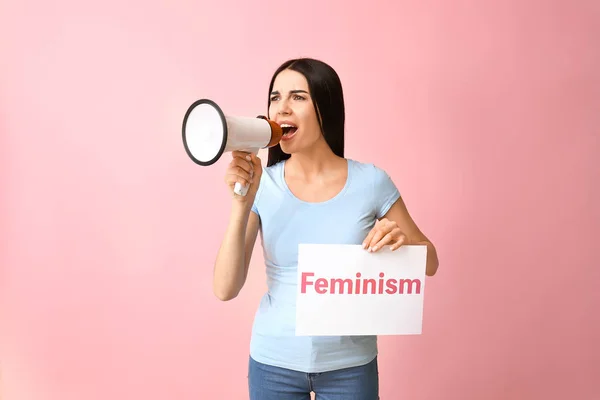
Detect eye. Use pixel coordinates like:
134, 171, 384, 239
293, 95, 306, 101
270, 95, 280, 102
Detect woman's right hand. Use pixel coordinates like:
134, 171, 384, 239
224, 151, 263, 202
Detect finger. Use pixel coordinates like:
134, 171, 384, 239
371, 227, 402, 252
228, 157, 254, 173
366, 229, 387, 252
250, 152, 262, 167
370, 230, 398, 252
250, 154, 262, 177
233, 164, 253, 180
231, 150, 252, 159
362, 228, 375, 249
362, 219, 385, 249
389, 233, 407, 251
224, 166, 252, 185
225, 175, 250, 189
230, 155, 254, 174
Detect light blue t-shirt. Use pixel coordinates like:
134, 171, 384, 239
249, 158, 401, 373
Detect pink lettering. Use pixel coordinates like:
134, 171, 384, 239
385, 279, 397, 294
363, 278, 377, 294
301, 272, 314, 294
315, 278, 328, 294
300, 272, 422, 295
398, 278, 421, 294
331, 278, 353, 294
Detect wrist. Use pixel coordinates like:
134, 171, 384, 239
230, 198, 253, 221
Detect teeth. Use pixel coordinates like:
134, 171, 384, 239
280, 123, 296, 128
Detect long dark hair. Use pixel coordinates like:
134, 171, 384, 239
266, 58, 345, 167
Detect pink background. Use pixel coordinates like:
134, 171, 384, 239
1, 0, 599, 399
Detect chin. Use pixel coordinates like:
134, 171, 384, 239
279, 139, 298, 155
279, 144, 294, 155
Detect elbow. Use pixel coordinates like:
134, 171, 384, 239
426, 265, 439, 277
214, 291, 237, 301
425, 258, 439, 277
417, 240, 439, 277
215, 294, 237, 302
213, 286, 239, 302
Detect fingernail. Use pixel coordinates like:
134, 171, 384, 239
246, 155, 251, 161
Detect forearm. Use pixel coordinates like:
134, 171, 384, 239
213, 202, 252, 300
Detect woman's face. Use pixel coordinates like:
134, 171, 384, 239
268, 69, 322, 155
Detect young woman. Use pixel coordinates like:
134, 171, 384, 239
213, 58, 439, 400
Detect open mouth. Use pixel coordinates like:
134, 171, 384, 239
280, 123, 298, 141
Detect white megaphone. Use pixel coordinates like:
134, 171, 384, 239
182, 98, 283, 196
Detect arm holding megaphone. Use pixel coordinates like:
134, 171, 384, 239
182, 99, 283, 197
214, 150, 263, 301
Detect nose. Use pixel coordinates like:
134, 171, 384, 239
277, 98, 292, 115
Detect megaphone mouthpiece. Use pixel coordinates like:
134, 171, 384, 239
257, 115, 283, 146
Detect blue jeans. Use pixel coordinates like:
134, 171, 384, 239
248, 356, 379, 400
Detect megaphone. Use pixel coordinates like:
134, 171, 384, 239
182, 98, 283, 196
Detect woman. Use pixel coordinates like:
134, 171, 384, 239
213, 58, 439, 399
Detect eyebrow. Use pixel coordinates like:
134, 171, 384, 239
270, 89, 309, 96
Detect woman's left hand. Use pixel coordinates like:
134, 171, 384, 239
362, 218, 408, 252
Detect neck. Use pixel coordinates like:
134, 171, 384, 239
285, 137, 344, 180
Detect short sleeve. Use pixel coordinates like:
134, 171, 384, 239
372, 165, 401, 219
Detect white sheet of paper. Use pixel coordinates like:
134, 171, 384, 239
295, 244, 427, 336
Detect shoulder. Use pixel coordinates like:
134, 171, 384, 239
253, 160, 285, 204
349, 158, 400, 199
348, 159, 400, 217
348, 159, 394, 185
257, 160, 284, 187
262, 160, 284, 176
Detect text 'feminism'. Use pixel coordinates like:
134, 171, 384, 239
300, 272, 422, 295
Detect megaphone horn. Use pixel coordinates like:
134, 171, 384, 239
182, 98, 283, 196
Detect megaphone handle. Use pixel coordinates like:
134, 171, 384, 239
233, 148, 258, 197
234, 181, 250, 196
